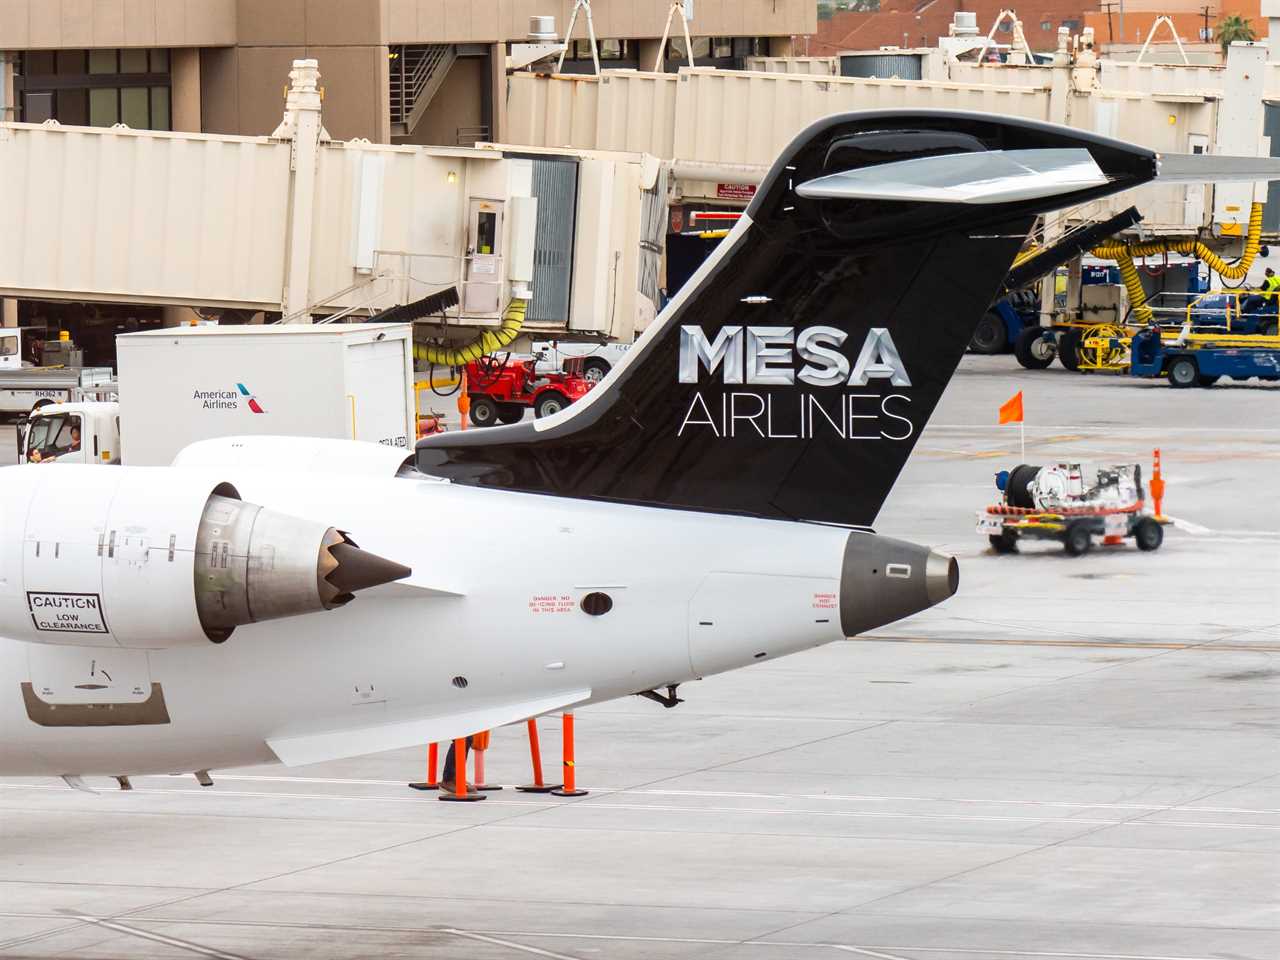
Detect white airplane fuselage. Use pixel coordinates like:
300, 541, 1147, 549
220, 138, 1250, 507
0, 467, 850, 776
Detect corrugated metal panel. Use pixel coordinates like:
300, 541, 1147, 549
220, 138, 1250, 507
1067, 92, 1217, 230
529, 158, 578, 323
743, 57, 838, 76
671, 70, 1051, 168
1098, 61, 1226, 95
1266, 103, 1280, 234
596, 72, 678, 156
0, 123, 290, 308
570, 158, 641, 337
947, 63, 1053, 89
506, 73, 600, 150
309, 141, 475, 313
840, 54, 923, 81
637, 163, 667, 318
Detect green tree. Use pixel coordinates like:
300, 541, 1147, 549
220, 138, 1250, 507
1215, 15, 1256, 55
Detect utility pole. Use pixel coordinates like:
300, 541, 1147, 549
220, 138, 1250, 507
1100, 2, 1116, 43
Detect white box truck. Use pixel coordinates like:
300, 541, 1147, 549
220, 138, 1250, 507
20, 324, 415, 467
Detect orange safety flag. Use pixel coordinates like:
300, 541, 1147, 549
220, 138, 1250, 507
998, 390, 1024, 425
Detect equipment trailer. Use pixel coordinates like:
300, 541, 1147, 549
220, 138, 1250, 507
978, 461, 1168, 556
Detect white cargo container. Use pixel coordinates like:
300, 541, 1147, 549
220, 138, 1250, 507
25, 323, 418, 467
111, 324, 414, 466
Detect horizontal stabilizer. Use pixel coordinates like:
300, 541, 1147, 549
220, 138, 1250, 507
266, 688, 591, 767
795, 148, 1109, 205
1156, 152, 1280, 182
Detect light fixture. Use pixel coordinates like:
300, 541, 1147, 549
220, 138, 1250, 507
447, 170, 458, 184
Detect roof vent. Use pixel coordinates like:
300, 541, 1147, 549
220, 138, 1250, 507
528, 16, 558, 42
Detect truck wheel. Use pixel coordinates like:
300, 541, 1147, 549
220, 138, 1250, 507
1064, 521, 1092, 556
1197, 374, 1221, 387
1057, 328, 1083, 371
535, 391, 570, 419
1167, 356, 1198, 388
581, 358, 610, 383
497, 403, 525, 425
1006, 464, 1042, 509
969, 312, 1007, 354
1133, 517, 1163, 551
989, 531, 1018, 554
469, 395, 499, 427
1014, 327, 1056, 369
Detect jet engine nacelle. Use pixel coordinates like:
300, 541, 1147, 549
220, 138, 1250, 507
0, 465, 409, 649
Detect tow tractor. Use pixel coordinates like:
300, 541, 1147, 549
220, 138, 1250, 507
464, 354, 596, 427
978, 458, 1168, 556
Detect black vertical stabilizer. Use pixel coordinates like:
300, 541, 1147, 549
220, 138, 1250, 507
417, 110, 1156, 527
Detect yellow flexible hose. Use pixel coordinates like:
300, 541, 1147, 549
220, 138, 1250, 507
1114, 249, 1154, 324
413, 299, 527, 366
1089, 202, 1263, 323
1091, 202, 1263, 278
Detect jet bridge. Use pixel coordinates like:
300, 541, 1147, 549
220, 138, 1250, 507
0, 60, 657, 343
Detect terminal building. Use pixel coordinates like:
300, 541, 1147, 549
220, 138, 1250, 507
0, 0, 814, 359
1, 1, 1278, 372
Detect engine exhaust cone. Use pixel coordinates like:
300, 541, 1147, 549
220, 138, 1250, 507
322, 537, 413, 604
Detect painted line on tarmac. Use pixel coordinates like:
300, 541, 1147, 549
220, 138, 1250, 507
60, 776, 1280, 817
0, 915, 1234, 960
857, 635, 1280, 651
450, 928, 1254, 960
3, 784, 1277, 830
927, 424, 1280, 435
443, 927, 584, 959
67, 914, 251, 960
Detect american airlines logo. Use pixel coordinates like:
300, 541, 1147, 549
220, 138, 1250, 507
677, 325, 914, 441
192, 383, 266, 413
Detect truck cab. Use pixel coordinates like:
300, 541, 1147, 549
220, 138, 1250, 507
20, 401, 120, 465
0, 327, 46, 370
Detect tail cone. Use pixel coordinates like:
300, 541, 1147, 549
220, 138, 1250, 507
322, 536, 412, 604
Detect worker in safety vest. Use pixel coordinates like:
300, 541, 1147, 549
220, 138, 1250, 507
1242, 267, 1280, 315
1263, 268, 1280, 303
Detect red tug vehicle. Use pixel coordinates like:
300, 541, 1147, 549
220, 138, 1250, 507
464, 354, 596, 427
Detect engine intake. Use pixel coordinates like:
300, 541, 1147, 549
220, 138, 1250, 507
0, 466, 410, 649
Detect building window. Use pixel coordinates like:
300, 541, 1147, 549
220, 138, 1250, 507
570, 39, 629, 60
14, 48, 172, 131
1062, 19, 1081, 32
1040, 20, 1054, 31
669, 36, 711, 60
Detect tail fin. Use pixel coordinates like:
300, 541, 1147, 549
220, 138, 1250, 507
417, 110, 1156, 527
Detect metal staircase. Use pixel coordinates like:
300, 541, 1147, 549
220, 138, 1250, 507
390, 44, 457, 137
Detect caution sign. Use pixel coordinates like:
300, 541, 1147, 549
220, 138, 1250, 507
27, 592, 109, 634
